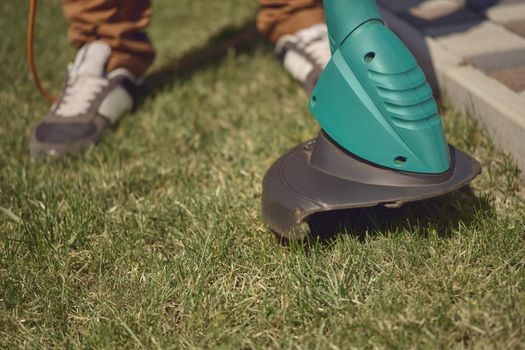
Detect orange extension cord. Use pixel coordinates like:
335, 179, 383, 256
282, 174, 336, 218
28, 0, 58, 103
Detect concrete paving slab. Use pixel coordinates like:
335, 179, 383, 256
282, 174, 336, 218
424, 21, 525, 70
442, 65, 525, 178
399, 0, 482, 28
467, 0, 525, 12
467, 47, 525, 70
505, 19, 525, 36
485, 2, 525, 22
377, 0, 426, 13
488, 65, 525, 92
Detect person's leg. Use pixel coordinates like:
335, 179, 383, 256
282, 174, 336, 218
62, 0, 155, 77
30, 0, 154, 159
257, 0, 330, 93
257, 0, 325, 43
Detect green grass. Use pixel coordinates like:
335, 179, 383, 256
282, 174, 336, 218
1, 0, 524, 348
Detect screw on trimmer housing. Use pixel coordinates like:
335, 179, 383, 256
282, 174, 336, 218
261, 0, 481, 239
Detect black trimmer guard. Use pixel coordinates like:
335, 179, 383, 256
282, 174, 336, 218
262, 131, 482, 239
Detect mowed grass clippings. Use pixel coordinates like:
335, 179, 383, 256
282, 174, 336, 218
1, 0, 524, 348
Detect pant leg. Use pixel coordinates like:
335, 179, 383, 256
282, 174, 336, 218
257, 0, 325, 43
62, 0, 155, 77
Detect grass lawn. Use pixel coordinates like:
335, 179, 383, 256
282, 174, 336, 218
1, 0, 524, 348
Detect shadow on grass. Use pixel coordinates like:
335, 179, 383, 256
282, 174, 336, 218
277, 186, 493, 248
139, 20, 262, 102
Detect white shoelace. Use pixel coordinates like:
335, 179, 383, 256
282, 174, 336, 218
276, 24, 331, 83
55, 65, 109, 118
301, 39, 330, 68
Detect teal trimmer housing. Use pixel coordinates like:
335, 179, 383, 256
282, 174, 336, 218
312, 0, 448, 174
262, 0, 481, 238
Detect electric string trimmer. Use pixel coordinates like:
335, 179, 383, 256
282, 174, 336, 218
262, 0, 481, 239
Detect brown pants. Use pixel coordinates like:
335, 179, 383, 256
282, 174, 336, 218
62, 0, 324, 77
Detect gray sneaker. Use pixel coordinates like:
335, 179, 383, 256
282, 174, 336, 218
275, 23, 331, 93
30, 41, 141, 159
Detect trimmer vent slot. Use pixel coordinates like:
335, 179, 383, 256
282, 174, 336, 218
394, 156, 407, 165
364, 52, 376, 63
